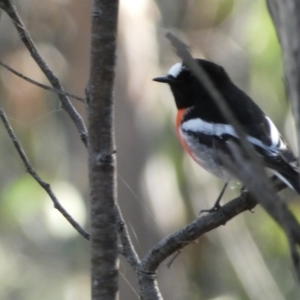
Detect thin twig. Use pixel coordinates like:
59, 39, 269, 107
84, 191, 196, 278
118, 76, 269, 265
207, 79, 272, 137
0, 60, 86, 103
0, 109, 90, 240
0, 0, 88, 146
165, 250, 182, 268
116, 207, 140, 271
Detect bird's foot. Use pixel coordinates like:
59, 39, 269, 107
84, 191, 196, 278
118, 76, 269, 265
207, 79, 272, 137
199, 182, 228, 214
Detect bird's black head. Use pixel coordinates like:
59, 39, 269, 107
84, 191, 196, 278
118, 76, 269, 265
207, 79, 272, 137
153, 59, 231, 109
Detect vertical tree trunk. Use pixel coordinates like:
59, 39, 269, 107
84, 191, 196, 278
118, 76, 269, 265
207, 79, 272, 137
87, 1, 119, 299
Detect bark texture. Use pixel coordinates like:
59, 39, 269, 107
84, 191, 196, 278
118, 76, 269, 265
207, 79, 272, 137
87, 1, 119, 299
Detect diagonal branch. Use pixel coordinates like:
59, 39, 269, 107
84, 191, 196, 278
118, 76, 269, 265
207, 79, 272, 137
0, 60, 86, 103
137, 174, 292, 300
0, 0, 88, 146
137, 190, 260, 300
0, 109, 90, 240
140, 191, 257, 274
116, 207, 140, 271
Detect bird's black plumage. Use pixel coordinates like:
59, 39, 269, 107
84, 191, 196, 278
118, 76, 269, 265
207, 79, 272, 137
153, 59, 300, 194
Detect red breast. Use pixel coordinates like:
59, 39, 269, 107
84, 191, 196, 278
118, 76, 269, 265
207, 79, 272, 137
176, 108, 194, 158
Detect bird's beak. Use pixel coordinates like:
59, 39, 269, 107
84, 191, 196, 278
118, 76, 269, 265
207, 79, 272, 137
153, 75, 178, 84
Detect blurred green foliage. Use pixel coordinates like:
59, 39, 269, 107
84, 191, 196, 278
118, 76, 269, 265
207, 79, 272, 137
2, 175, 44, 225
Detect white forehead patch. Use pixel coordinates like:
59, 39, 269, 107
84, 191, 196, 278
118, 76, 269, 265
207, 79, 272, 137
168, 62, 186, 78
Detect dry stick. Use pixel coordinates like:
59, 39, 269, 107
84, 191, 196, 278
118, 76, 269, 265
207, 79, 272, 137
165, 249, 182, 269
140, 180, 291, 275
0, 109, 90, 240
0, 0, 88, 146
140, 192, 257, 274
161, 176, 291, 269
0, 61, 86, 103
116, 208, 140, 271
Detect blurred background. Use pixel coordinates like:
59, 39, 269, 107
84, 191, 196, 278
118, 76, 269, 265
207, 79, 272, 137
0, 0, 299, 299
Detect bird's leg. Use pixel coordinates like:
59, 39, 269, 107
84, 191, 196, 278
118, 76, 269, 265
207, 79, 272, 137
200, 182, 228, 214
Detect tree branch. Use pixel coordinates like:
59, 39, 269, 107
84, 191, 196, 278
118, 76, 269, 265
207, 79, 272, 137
0, 60, 86, 103
0, 109, 90, 240
116, 207, 140, 271
140, 192, 257, 274
0, 0, 88, 146
135, 190, 257, 300
137, 176, 292, 300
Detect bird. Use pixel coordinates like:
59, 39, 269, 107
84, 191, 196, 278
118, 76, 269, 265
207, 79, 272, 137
153, 59, 300, 207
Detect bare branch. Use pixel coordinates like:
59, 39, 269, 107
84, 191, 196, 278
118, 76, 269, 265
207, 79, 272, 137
137, 271, 164, 300
140, 191, 257, 274
116, 207, 140, 271
0, 0, 88, 146
0, 109, 90, 240
137, 175, 290, 299
0, 60, 86, 103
